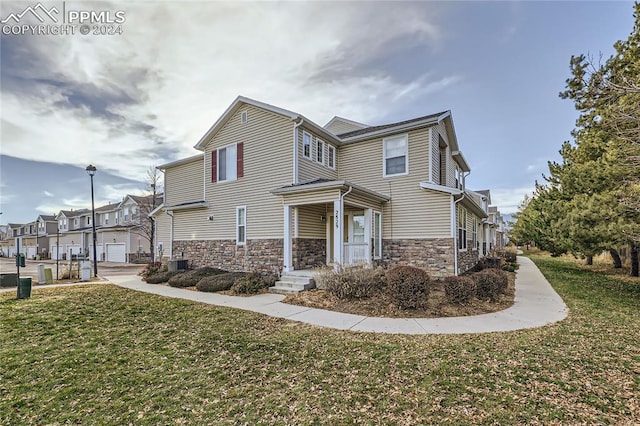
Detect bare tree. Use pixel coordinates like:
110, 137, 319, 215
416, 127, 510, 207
130, 166, 163, 263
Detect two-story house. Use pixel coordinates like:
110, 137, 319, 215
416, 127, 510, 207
154, 96, 491, 278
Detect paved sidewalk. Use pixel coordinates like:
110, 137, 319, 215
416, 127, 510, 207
95, 256, 568, 335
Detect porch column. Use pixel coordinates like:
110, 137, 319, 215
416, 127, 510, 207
283, 205, 293, 272
333, 199, 344, 266
364, 208, 372, 264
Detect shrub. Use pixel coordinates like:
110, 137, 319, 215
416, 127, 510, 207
196, 272, 247, 292
231, 273, 272, 294
168, 267, 228, 288
145, 270, 183, 284
443, 276, 476, 304
140, 262, 163, 280
385, 266, 430, 309
474, 269, 509, 301
319, 266, 386, 300
502, 262, 517, 273
503, 247, 518, 264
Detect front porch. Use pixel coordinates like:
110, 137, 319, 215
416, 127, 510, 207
271, 180, 389, 273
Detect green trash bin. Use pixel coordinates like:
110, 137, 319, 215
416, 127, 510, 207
18, 277, 32, 299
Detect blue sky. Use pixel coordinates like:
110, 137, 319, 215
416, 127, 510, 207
0, 0, 635, 224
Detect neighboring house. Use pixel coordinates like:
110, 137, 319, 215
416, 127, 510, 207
51, 194, 162, 263
0, 225, 10, 257
155, 96, 493, 277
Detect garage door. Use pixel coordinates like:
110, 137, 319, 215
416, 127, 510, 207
105, 243, 126, 263
66, 244, 82, 259
26, 247, 36, 259
50, 244, 63, 260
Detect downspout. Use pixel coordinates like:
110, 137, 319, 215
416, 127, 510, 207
337, 186, 353, 267
452, 192, 465, 276
167, 210, 174, 260
292, 117, 304, 185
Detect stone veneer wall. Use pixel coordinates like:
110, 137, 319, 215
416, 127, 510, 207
292, 238, 326, 270
172, 239, 283, 275
381, 238, 455, 278
457, 246, 479, 274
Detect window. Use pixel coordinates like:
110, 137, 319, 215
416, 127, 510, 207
302, 131, 311, 159
87, 217, 91, 225
236, 206, 246, 245
328, 145, 336, 169
124, 207, 129, 221
104, 214, 109, 225
212, 143, 243, 182
472, 217, 478, 250
241, 111, 248, 124
383, 134, 408, 177
115, 211, 119, 224
373, 211, 382, 259
457, 205, 467, 251
315, 139, 325, 165
218, 144, 237, 182
316, 139, 325, 165
74, 218, 79, 226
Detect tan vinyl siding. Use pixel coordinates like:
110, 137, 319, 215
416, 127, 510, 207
172, 208, 210, 240
343, 191, 385, 212
339, 127, 452, 239
154, 211, 171, 253
201, 105, 293, 240
296, 204, 327, 238
281, 188, 341, 206
164, 157, 204, 206
297, 126, 339, 182
325, 120, 366, 135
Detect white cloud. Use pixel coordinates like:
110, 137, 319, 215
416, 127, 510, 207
1, 2, 447, 182
488, 186, 534, 214
43, 190, 54, 197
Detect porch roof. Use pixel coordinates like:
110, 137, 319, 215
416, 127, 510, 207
271, 179, 390, 203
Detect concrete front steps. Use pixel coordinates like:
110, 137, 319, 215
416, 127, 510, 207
269, 269, 316, 294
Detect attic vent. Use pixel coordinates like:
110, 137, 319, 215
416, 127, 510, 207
241, 111, 248, 124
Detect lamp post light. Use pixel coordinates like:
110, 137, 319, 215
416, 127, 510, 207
86, 164, 98, 277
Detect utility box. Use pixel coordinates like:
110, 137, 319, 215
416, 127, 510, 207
44, 268, 54, 284
80, 261, 91, 281
168, 259, 188, 272
37, 264, 46, 283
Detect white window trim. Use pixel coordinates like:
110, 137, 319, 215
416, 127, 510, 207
373, 210, 382, 260
382, 133, 409, 178
217, 142, 238, 183
241, 110, 248, 124
302, 131, 312, 160
328, 145, 336, 170
236, 206, 246, 246
316, 138, 325, 165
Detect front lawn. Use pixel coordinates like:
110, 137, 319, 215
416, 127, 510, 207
1, 255, 638, 424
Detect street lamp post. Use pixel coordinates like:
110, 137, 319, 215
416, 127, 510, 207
86, 164, 98, 277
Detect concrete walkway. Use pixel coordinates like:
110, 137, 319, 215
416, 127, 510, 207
96, 256, 565, 335
2, 257, 568, 335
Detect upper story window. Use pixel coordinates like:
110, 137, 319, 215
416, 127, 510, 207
383, 134, 408, 177
74, 218, 79, 227
316, 139, 325, 165
104, 214, 109, 225
212, 142, 244, 183
124, 207, 129, 221
328, 145, 336, 170
38, 221, 45, 232
115, 211, 119, 224
241, 111, 248, 124
86, 217, 91, 225
302, 131, 311, 159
